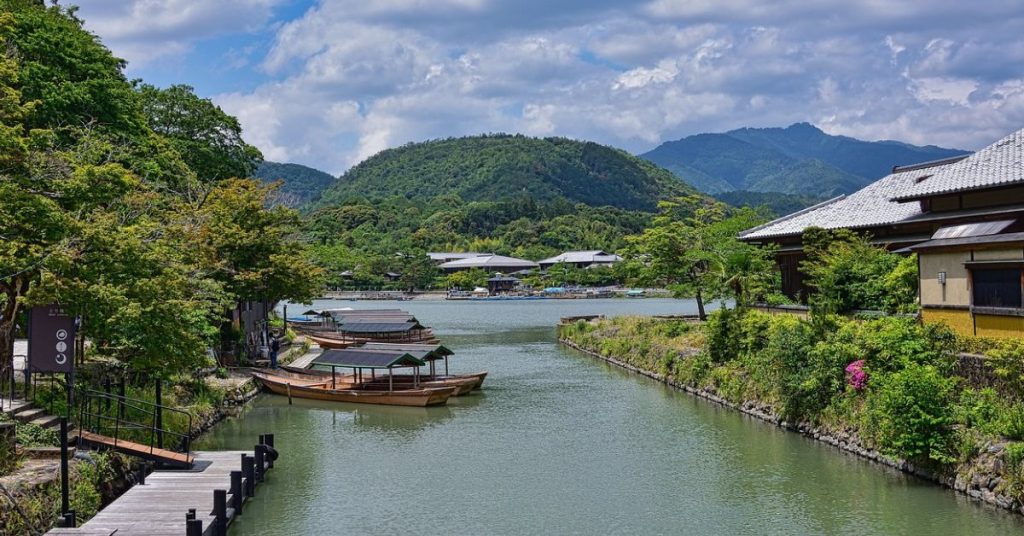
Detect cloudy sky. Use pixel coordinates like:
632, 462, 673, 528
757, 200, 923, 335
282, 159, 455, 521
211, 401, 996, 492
74, 0, 1024, 175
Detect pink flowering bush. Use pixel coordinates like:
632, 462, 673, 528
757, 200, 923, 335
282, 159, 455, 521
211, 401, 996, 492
845, 360, 868, 391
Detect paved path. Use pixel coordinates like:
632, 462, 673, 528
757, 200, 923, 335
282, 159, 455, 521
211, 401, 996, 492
46, 450, 262, 536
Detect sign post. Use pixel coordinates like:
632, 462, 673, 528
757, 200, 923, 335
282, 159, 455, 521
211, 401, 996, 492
27, 305, 77, 417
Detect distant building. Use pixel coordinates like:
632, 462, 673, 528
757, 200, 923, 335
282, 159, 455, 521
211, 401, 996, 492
427, 252, 491, 264
487, 275, 520, 294
438, 254, 539, 273
538, 250, 623, 270
741, 127, 1024, 338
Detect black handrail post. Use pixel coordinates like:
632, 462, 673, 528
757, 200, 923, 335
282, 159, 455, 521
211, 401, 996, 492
230, 470, 243, 515
186, 508, 196, 521
186, 518, 203, 536
265, 434, 275, 468
154, 378, 163, 449
59, 417, 70, 518
213, 489, 227, 536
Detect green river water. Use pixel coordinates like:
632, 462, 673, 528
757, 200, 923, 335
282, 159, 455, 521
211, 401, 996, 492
196, 298, 1024, 535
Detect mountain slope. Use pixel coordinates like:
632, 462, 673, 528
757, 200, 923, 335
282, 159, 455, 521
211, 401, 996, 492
255, 161, 336, 207
316, 134, 695, 212
642, 123, 969, 197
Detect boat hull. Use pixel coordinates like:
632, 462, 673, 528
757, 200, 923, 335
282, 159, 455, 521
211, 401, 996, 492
251, 371, 455, 407
278, 366, 482, 395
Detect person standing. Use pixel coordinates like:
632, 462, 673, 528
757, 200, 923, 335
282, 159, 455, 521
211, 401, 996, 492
270, 336, 281, 369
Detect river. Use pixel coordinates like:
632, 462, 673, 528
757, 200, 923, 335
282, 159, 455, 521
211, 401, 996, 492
196, 298, 1024, 535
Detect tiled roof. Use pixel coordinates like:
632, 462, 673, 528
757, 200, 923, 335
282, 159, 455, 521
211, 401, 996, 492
538, 250, 623, 265
892, 128, 1024, 201
738, 166, 939, 240
438, 254, 539, 269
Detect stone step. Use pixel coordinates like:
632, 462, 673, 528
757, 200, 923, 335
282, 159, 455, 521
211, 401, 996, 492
15, 407, 46, 423
29, 414, 61, 429
11, 401, 37, 416
1, 398, 31, 415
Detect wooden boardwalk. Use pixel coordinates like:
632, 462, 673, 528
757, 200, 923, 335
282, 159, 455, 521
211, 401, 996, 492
47, 449, 270, 536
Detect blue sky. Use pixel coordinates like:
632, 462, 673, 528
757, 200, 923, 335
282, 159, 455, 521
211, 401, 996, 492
74, 0, 1024, 175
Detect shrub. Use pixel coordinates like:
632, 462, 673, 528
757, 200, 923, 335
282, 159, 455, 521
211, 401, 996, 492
17, 423, 59, 447
865, 364, 956, 463
704, 308, 746, 363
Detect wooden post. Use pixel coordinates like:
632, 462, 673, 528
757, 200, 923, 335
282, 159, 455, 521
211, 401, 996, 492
230, 471, 243, 515
213, 489, 227, 536
265, 434, 275, 469
243, 455, 255, 497
255, 445, 265, 483
286, 381, 292, 405
388, 366, 393, 392
331, 366, 336, 389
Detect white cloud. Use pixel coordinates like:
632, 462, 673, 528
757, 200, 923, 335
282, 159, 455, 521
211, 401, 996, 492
75, 0, 282, 66
76, 0, 1024, 171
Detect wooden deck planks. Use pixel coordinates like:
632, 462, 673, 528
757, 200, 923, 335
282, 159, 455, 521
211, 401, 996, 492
78, 430, 194, 466
46, 451, 254, 536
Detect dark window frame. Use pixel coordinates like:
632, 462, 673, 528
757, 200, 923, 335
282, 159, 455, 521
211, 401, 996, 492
970, 267, 1024, 309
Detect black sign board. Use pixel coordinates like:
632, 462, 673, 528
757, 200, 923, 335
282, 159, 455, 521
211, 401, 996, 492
28, 305, 75, 373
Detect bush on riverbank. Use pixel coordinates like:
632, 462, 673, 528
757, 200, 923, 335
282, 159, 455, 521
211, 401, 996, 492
561, 310, 1024, 474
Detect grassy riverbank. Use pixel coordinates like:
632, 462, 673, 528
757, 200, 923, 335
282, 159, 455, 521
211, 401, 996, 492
559, 311, 1024, 514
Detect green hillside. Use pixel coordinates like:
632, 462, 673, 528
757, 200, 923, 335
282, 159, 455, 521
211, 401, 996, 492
316, 134, 694, 211
255, 161, 336, 207
642, 123, 968, 197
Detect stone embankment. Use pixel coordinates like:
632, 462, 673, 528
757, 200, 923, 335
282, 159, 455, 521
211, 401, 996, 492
559, 337, 1024, 516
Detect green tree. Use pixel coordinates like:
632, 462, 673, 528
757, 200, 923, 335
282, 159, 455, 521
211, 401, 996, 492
137, 83, 262, 182
801, 232, 918, 314
626, 197, 775, 319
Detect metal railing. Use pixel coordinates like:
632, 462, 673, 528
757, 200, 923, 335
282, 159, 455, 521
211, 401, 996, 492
78, 388, 193, 461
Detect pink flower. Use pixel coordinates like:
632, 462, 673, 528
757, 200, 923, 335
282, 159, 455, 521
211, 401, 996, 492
845, 360, 868, 391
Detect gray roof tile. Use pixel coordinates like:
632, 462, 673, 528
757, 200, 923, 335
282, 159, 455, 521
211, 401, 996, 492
892, 128, 1024, 201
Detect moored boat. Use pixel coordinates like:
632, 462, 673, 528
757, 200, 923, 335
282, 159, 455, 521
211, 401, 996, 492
279, 365, 479, 395
251, 370, 456, 407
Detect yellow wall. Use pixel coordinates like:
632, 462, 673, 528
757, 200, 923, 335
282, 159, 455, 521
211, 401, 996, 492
975, 314, 1024, 339
919, 251, 971, 306
921, 307, 973, 336
920, 246, 1024, 338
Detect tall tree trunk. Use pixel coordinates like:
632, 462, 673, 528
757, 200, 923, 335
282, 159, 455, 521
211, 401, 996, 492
0, 277, 28, 391
695, 289, 707, 321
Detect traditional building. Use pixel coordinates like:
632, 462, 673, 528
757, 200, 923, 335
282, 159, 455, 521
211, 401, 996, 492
427, 252, 490, 264
438, 254, 539, 274
740, 128, 1024, 301
538, 250, 623, 270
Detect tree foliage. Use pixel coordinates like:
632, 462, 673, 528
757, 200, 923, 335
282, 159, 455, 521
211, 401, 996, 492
0, 2, 321, 376
623, 196, 778, 319
800, 228, 919, 314
137, 83, 262, 183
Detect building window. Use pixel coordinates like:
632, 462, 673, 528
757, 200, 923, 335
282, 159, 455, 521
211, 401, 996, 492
972, 268, 1023, 308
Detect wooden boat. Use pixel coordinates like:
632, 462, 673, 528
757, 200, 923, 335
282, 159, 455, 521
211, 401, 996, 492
279, 366, 480, 395
307, 335, 354, 349
251, 370, 456, 407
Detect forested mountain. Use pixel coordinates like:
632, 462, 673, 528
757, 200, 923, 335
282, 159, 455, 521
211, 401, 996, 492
641, 123, 968, 197
713, 191, 826, 217
255, 161, 336, 206
316, 134, 694, 212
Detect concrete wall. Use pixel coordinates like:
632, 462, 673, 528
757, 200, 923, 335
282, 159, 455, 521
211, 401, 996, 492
920, 251, 971, 306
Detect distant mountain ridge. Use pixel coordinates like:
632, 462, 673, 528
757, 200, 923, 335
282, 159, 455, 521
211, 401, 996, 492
314, 134, 696, 212
254, 161, 336, 207
641, 123, 969, 197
